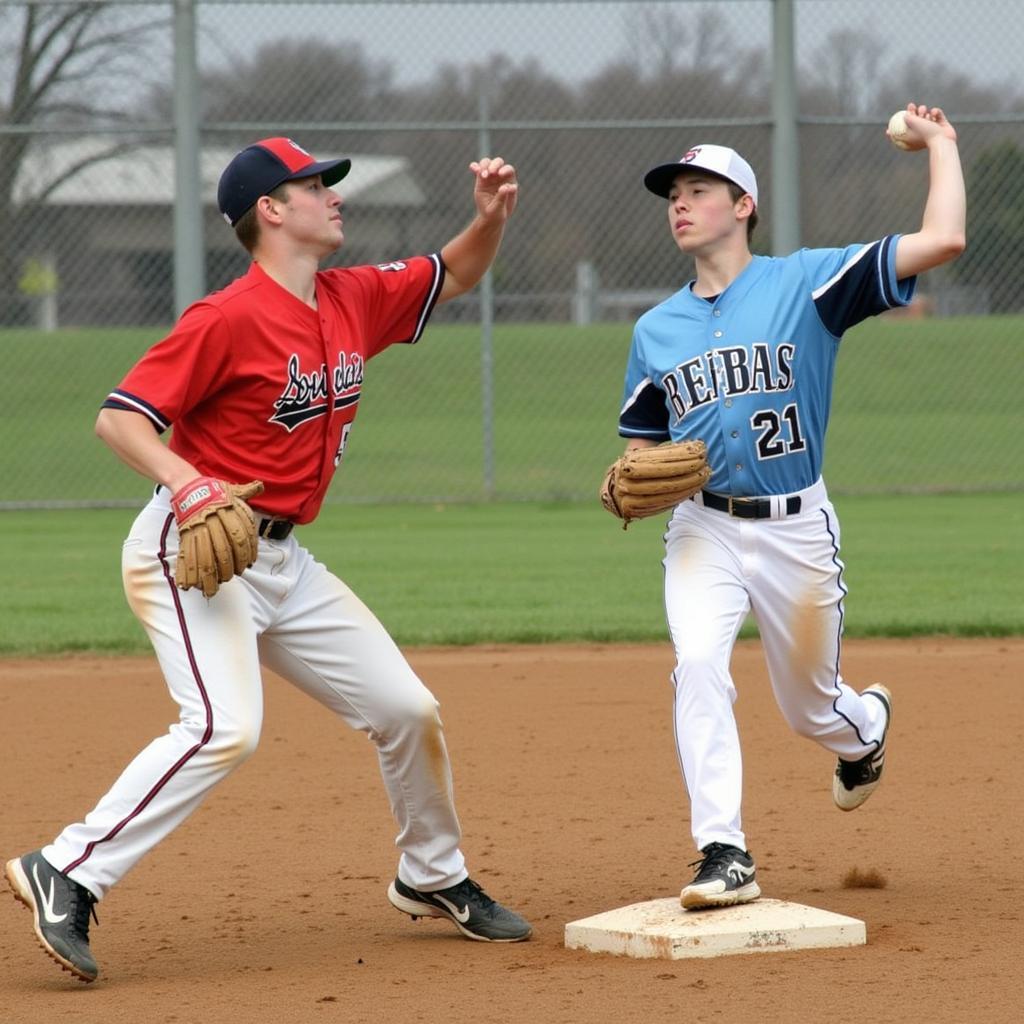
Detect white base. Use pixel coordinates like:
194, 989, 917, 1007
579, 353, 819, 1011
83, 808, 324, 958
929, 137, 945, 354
564, 897, 866, 960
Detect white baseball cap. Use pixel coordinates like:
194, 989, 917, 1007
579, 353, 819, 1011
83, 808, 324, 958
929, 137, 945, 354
644, 144, 758, 208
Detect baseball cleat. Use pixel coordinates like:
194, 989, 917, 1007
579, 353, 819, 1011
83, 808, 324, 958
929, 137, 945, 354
833, 684, 893, 811
681, 842, 761, 910
5, 850, 99, 982
387, 876, 532, 942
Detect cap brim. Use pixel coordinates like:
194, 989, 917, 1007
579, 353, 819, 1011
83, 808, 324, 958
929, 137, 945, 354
286, 157, 351, 188
644, 164, 685, 198
643, 163, 734, 199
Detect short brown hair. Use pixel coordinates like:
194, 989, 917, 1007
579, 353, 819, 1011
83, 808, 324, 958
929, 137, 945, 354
726, 181, 758, 242
233, 182, 292, 253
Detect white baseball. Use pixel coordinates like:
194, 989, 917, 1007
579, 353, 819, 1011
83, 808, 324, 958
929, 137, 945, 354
887, 110, 913, 151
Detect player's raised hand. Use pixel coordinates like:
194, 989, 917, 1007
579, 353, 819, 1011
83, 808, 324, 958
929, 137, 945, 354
469, 156, 518, 223
896, 104, 958, 149
437, 155, 519, 302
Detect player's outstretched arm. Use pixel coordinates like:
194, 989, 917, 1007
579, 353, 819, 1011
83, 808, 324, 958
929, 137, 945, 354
95, 407, 199, 492
892, 105, 966, 279
438, 156, 518, 303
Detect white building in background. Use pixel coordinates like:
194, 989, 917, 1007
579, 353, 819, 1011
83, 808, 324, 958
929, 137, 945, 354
12, 139, 428, 327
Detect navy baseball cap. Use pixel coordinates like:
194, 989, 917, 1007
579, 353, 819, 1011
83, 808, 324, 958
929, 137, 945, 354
217, 137, 351, 226
644, 144, 758, 207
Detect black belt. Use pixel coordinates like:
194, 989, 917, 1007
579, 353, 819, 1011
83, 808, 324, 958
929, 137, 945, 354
700, 490, 801, 519
258, 518, 295, 540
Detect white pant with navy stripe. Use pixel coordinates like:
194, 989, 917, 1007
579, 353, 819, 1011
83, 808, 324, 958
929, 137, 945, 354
44, 489, 466, 899
663, 479, 889, 853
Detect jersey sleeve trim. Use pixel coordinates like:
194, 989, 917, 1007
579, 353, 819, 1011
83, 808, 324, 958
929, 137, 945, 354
618, 377, 671, 440
403, 252, 445, 345
810, 243, 874, 303
101, 389, 171, 433
809, 236, 915, 337
619, 426, 672, 440
882, 234, 916, 307
877, 235, 897, 308
810, 235, 910, 309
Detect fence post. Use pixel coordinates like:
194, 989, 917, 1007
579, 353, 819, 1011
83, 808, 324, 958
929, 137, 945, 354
173, 0, 204, 315
573, 260, 599, 325
771, 0, 801, 256
478, 85, 496, 500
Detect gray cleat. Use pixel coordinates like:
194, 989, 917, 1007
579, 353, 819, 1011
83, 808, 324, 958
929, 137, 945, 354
387, 876, 532, 942
5, 850, 99, 982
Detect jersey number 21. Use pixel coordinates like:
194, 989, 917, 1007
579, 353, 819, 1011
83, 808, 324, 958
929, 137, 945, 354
750, 402, 806, 461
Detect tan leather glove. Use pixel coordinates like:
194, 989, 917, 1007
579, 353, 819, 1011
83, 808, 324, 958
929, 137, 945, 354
171, 477, 264, 598
600, 441, 711, 528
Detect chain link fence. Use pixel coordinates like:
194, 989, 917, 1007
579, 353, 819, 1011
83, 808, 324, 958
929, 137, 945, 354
3, 0, 1023, 505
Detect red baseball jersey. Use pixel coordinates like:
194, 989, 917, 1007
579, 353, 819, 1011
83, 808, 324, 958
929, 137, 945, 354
103, 255, 444, 523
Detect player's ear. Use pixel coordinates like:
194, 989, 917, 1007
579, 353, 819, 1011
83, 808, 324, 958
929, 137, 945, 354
734, 193, 755, 221
256, 194, 284, 225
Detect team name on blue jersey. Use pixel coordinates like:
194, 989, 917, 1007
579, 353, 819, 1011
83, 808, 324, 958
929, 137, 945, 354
663, 341, 795, 419
618, 236, 915, 497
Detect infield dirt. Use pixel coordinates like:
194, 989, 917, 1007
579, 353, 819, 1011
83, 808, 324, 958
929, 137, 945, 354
1, 638, 1021, 1024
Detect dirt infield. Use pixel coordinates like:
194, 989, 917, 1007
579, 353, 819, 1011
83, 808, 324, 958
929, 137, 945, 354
1, 638, 1021, 1024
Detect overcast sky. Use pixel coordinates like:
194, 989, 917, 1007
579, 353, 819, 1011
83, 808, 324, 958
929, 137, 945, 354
198, 1, 1022, 93
1, 2, 1018, 117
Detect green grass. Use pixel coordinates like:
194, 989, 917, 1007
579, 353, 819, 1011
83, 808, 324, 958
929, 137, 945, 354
3, 316, 1022, 505
3, 316, 1021, 654
1, 492, 1020, 656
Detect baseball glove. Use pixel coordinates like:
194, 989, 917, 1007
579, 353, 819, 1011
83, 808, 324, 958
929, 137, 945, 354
171, 477, 265, 598
600, 440, 711, 528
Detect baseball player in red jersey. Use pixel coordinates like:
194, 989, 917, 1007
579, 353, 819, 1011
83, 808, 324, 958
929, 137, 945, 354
5, 137, 530, 984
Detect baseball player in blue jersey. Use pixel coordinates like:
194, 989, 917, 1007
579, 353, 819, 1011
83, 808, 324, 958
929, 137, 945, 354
608, 104, 965, 909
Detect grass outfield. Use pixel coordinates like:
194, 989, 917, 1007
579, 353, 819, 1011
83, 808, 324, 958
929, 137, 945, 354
0, 493, 1020, 656
3, 315, 1022, 504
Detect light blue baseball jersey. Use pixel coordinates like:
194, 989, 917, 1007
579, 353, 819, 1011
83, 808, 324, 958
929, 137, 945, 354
618, 236, 916, 496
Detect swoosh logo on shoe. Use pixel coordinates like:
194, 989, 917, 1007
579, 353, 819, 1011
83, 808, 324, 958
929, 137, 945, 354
435, 894, 471, 923
33, 862, 68, 924
727, 862, 756, 885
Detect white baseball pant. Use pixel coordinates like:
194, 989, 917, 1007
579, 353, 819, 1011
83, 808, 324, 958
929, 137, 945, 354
663, 478, 889, 852
44, 489, 466, 899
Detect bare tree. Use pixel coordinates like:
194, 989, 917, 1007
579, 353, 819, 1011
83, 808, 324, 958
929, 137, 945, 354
0, 2, 166, 322
138, 37, 395, 131
622, 4, 736, 81
802, 28, 887, 118
623, 4, 692, 79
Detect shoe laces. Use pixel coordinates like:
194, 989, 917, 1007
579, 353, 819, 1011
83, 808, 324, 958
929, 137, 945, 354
448, 877, 495, 912
688, 842, 743, 877
68, 882, 99, 939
